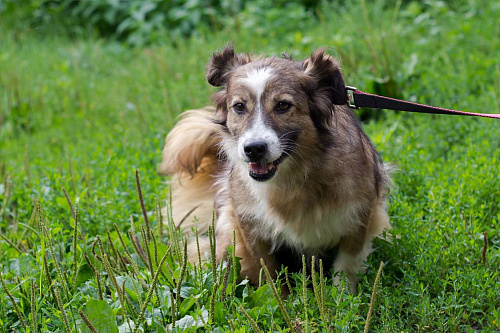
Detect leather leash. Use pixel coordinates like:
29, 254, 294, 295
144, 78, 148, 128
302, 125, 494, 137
346, 86, 500, 119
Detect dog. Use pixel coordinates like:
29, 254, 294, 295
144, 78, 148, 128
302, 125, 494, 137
159, 46, 391, 293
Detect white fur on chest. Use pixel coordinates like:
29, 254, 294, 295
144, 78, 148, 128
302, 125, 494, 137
234, 167, 363, 251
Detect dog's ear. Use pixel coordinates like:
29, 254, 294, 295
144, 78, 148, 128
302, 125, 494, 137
207, 45, 251, 87
301, 48, 348, 128
207, 46, 251, 125
302, 48, 347, 105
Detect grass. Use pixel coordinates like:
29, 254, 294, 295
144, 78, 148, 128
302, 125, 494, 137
1, 0, 499, 331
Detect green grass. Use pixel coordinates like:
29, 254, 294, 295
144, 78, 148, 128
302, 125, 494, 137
1, 1, 499, 331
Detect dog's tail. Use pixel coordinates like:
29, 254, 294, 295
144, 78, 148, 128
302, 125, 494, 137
158, 107, 221, 234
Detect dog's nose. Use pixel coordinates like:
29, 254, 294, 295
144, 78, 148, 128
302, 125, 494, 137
244, 141, 268, 161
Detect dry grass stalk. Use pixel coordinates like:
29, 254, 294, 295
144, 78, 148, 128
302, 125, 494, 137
135, 247, 170, 332
175, 239, 188, 316
311, 256, 326, 323
364, 261, 384, 333
260, 258, 293, 331
84, 253, 103, 301
319, 259, 326, 312
0, 231, 23, 254
302, 255, 309, 333
220, 258, 231, 302
54, 286, 71, 333
72, 204, 80, 292
128, 228, 149, 268
135, 170, 151, 240
29, 278, 38, 333
40, 220, 70, 301
0, 272, 27, 330
237, 304, 263, 333
78, 310, 98, 333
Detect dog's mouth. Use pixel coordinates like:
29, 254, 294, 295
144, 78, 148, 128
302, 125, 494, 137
247, 154, 286, 181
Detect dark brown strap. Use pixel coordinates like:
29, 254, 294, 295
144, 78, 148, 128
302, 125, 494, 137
349, 88, 500, 119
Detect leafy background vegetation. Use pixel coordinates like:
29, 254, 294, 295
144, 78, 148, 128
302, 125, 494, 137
0, 0, 499, 331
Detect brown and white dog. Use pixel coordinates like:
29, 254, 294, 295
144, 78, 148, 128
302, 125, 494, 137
159, 46, 391, 292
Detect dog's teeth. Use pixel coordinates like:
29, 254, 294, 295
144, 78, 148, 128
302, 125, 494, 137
248, 162, 274, 175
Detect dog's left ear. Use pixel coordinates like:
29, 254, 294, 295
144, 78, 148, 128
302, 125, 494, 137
302, 48, 347, 105
302, 49, 348, 126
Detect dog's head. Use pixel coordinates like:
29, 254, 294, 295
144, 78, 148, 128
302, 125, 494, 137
207, 46, 348, 182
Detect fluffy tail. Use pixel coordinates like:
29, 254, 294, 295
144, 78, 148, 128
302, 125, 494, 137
158, 107, 221, 233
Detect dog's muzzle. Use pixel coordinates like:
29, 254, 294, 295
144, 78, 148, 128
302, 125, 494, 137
245, 154, 286, 182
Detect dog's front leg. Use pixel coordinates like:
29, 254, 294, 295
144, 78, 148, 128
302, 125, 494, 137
333, 212, 372, 294
333, 201, 390, 293
215, 204, 279, 285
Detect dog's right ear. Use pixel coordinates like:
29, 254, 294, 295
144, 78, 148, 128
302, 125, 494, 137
206, 46, 251, 87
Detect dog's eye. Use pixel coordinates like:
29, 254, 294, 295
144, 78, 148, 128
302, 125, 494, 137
233, 103, 246, 113
276, 101, 291, 113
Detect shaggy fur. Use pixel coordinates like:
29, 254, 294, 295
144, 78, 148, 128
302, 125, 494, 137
159, 46, 391, 292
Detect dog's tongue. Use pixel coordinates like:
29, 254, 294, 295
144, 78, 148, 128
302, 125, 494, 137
249, 162, 273, 174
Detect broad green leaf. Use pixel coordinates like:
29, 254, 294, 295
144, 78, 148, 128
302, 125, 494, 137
247, 284, 273, 308
76, 263, 95, 287
80, 300, 118, 333
179, 297, 196, 316
213, 300, 225, 324
116, 275, 142, 302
